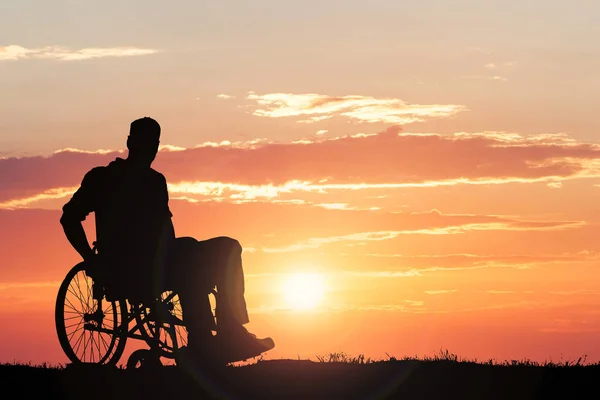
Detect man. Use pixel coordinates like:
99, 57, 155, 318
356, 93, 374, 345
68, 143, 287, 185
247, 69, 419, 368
60, 117, 274, 364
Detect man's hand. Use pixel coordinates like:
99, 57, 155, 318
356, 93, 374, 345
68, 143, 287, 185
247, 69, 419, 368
84, 253, 102, 280
82, 248, 96, 262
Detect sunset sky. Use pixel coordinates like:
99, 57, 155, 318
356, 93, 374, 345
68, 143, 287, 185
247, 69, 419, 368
2, 1, 600, 366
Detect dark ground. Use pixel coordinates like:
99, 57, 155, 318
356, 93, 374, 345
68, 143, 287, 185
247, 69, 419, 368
2, 358, 599, 400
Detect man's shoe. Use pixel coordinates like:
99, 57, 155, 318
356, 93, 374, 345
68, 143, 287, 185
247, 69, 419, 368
216, 326, 274, 363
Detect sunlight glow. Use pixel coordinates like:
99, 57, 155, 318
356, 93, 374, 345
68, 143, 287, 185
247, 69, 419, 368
282, 273, 325, 310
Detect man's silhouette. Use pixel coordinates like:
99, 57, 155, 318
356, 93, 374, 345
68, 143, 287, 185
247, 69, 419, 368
60, 117, 274, 363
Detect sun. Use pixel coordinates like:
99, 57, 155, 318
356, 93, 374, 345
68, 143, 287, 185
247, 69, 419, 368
282, 273, 325, 310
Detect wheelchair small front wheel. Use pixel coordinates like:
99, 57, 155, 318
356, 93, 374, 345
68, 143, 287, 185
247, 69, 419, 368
55, 262, 128, 365
127, 349, 162, 370
134, 290, 189, 360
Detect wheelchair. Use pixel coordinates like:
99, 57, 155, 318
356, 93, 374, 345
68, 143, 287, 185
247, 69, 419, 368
54, 253, 217, 369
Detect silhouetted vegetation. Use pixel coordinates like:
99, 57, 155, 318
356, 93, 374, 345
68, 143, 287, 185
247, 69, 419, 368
312, 348, 595, 368
2, 350, 599, 399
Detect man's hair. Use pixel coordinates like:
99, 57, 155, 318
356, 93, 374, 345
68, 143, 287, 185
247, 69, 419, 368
130, 117, 161, 141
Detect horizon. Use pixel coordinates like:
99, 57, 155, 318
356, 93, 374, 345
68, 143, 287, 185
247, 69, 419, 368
2, 1, 600, 366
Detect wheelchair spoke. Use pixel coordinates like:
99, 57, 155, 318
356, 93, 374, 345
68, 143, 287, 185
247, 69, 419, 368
67, 280, 86, 311
88, 333, 95, 363
83, 271, 92, 310
63, 297, 82, 316
162, 292, 176, 303
103, 303, 114, 321
68, 327, 83, 345
83, 332, 89, 362
68, 329, 83, 349
66, 287, 84, 309
65, 321, 82, 330
94, 332, 102, 361
74, 331, 85, 360
93, 332, 100, 362
67, 320, 84, 342
177, 327, 187, 347
73, 274, 87, 314
90, 332, 97, 362
99, 332, 109, 353
99, 332, 106, 357
88, 335, 94, 363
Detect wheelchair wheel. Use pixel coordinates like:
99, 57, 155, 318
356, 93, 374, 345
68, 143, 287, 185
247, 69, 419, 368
126, 349, 162, 370
55, 262, 128, 365
134, 290, 188, 360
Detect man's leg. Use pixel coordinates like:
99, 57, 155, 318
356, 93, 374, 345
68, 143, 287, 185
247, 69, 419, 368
199, 236, 274, 360
198, 236, 249, 330
178, 291, 214, 345
167, 237, 215, 350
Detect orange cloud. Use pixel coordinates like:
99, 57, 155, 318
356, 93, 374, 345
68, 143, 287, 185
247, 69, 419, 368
2, 127, 600, 207
2, 202, 592, 281
0, 281, 61, 290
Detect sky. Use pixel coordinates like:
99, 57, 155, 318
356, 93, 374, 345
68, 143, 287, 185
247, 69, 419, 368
2, 0, 600, 366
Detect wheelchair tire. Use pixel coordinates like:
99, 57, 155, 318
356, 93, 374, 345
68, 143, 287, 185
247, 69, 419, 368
55, 262, 128, 365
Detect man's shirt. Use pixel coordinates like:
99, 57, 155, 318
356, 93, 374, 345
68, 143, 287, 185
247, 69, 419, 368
62, 157, 174, 284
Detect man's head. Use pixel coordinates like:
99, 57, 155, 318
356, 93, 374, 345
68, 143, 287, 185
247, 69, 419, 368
126, 117, 161, 167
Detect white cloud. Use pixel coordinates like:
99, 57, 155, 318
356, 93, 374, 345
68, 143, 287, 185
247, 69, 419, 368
462, 75, 507, 82
0, 186, 77, 209
246, 92, 466, 124
343, 270, 422, 278
425, 289, 459, 295
54, 147, 117, 155
549, 289, 600, 296
259, 219, 582, 253
159, 144, 188, 152
486, 290, 515, 294
0, 45, 159, 61
547, 181, 563, 189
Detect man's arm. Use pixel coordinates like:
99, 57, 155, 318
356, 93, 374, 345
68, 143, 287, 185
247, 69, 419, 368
60, 219, 94, 261
153, 174, 176, 261
160, 174, 175, 239
60, 168, 100, 261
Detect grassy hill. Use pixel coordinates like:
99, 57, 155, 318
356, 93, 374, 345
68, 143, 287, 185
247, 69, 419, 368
2, 352, 599, 399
